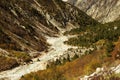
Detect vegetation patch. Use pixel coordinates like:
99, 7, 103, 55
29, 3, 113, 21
65, 20, 120, 47
8, 50, 32, 63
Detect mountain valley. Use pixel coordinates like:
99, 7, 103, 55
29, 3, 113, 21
0, 0, 120, 80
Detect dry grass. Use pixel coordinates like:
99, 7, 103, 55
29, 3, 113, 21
8, 50, 32, 62
20, 48, 115, 80
0, 56, 19, 71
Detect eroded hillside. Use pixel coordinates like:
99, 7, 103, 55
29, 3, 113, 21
0, 0, 98, 71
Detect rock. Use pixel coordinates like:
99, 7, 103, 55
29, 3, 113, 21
68, 0, 120, 23
0, 48, 9, 56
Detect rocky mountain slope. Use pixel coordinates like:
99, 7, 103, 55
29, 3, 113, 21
0, 0, 98, 71
68, 0, 120, 23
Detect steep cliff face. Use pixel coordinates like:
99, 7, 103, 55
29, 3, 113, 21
68, 0, 120, 23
